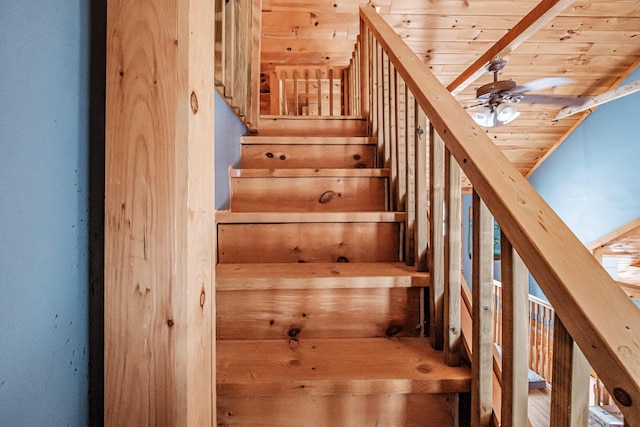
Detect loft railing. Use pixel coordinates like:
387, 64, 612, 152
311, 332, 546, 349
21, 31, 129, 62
352, 4, 640, 425
214, 0, 261, 129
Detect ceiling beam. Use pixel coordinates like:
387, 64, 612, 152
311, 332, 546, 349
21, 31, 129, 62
527, 57, 640, 177
447, 0, 574, 96
554, 80, 640, 121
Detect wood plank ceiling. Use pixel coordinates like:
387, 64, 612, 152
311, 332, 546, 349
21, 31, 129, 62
260, 0, 640, 177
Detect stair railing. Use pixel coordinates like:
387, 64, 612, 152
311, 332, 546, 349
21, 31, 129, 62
214, 0, 261, 129
354, 4, 640, 425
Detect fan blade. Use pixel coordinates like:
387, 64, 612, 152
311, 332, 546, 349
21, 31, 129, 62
518, 94, 584, 106
508, 77, 576, 94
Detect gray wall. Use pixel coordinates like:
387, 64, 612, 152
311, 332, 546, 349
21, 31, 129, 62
0, 0, 90, 425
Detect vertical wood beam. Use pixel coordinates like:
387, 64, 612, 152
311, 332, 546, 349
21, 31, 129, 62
388, 63, 397, 211
404, 91, 416, 266
247, 0, 261, 127
500, 234, 529, 426
429, 128, 445, 349
444, 148, 462, 366
329, 68, 334, 116
359, 17, 369, 120
407, 102, 431, 271
472, 191, 494, 427
105, 0, 215, 423
214, 0, 225, 86
550, 315, 590, 427
269, 71, 280, 115
293, 69, 299, 115
223, 0, 235, 99
316, 69, 323, 116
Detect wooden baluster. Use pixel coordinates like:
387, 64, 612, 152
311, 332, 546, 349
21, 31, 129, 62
214, 0, 225, 87
329, 68, 334, 116
429, 127, 445, 350
375, 43, 384, 165
223, 0, 236, 100
341, 68, 347, 116
404, 91, 415, 266
270, 71, 280, 115
248, 0, 261, 126
444, 148, 462, 366
396, 72, 407, 213
471, 191, 495, 427
388, 62, 397, 211
316, 69, 323, 116
529, 300, 536, 374
382, 53, 391, 168
305, 70, 310, 116
414, 103, 427, 273
232, 0, 245, 111
500, 234, 529, 426
281, 70, 288, 115
293, 70, 299, 116
550, 314, 590, 426
359, 18, 369, 119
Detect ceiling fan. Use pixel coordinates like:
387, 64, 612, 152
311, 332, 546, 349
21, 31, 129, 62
464, 57, 584, 128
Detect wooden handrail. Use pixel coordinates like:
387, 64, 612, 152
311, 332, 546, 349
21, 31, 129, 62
357, 4, 640, 425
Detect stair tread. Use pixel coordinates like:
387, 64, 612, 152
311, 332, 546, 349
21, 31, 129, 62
217, 337, 471, 396
216, 262, 429, 290
230, 167, 389, 177
216, 211, 406, 223
241, 136, 376, 145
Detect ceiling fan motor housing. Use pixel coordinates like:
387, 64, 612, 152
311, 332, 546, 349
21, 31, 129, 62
476, 80, 517, 101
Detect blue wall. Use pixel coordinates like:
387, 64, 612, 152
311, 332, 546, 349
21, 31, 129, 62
0, 1, 90, 425
529, 67, 640, 245
215, 93, 248, 210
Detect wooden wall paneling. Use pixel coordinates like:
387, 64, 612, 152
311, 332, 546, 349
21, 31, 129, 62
105, 0, 215, 423
428, 127, 445, 349
549, 315, 590, 427
224, 0, 236, 99
500, 235, 529, 427
471, 191, 495, 427
414, 103, 428, 273
443, 148, 461, 367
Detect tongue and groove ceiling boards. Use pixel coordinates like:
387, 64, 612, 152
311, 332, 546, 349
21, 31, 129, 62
260, 0, 640, 176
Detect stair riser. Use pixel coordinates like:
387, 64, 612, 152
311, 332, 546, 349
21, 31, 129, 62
218, 394, 457, 426
258, 117, 368, 136
230, 177, 387, 212
217, 222, 401, 263
216, 288, 421, 340
241, 144, 375, 168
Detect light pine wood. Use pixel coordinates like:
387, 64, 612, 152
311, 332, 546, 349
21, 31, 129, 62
404, 91, 416, 266
429, 126, 445, 349
241, 143, 376, 168
360, 5, 640, 423
105, 0, 215, 423
414, 105, 428, 272
218, 393, 457, 426
230, 174, 387, 212
241, 135, 376, 145
229, 167, 388, 177
472, 192, 495, 427
217, 287, 421, 339
217, 222, 401, 263
500, 235, 529, 427
217, 337, 472, 396
258, 115, 367, 136
554, 80, 640, 121
216, 262, 430, 290
223, 0, 236, 99
216, 210, 406, 224
549, 315, 590, 427
444, 148, 462, 367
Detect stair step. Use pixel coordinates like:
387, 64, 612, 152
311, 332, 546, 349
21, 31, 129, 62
217, 337, 471, 396
258, 115, 368, 136
216, 262, 429, 290
217, 287, 422, 340
241, 136, 376, 169
216, 212, 404, 263
229, 168, 388, 212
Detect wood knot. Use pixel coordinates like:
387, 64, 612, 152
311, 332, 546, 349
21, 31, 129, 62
385, 323, 402, 336
337, 256, 349, 263
167, 319, 174, 327
287, 359, 302, 367
613, 387, 633, 406
190, 91, 198, 114
288, 326, 301, 338
319, 191, 335, 204
416, 364, 432, 374
199, 288, 206, 308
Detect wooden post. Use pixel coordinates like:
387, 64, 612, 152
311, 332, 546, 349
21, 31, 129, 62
550, 314, 590, 427
223, 0, 235, 99
472, 191, 494, 427
247, 0, 261, 127
414, 103, 428, 272
214, 0, 225, 86
359, 16, 369, 119
444, 148, 462, 366
388, 62, 397, 211
105, 0, 215, 423
404, 91, 416, 266
429, 127, 445, 349
293, 69, 299, 115
500, 234, 529, 426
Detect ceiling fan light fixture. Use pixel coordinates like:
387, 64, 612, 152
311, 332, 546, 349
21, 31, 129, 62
472, 106, 495, 128
496, 104, 520, 124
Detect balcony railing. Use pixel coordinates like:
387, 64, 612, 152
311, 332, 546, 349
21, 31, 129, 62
350, 4, 640, 425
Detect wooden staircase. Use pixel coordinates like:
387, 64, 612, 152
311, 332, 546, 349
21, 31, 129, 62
216, 118, 471, 426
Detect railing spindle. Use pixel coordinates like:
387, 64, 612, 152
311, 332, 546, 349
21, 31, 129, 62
472, 191, 495, 426
388, 63, 397, 211
444, 148, 462, 366
404, 92, 416, 266
500, 234, 529, 426
429, 127, 445, 349
550, 315, 590, 426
